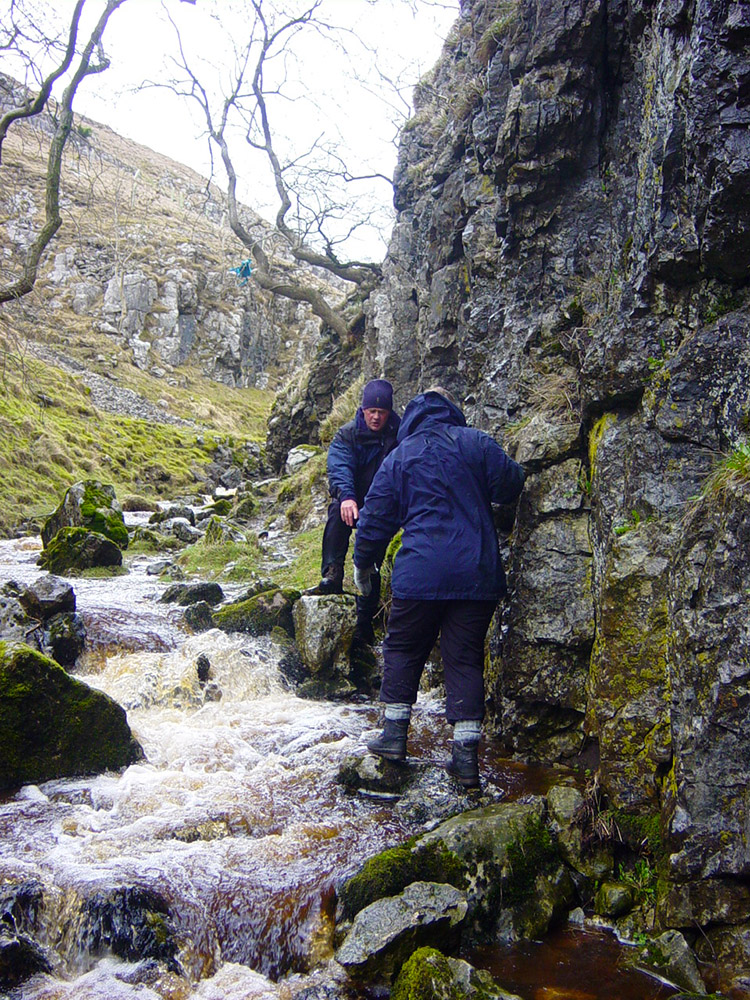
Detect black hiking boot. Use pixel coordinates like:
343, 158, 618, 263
445, 741, 480, 788
367, 717, 409, 762
318, 563, 343, 595
353, 619, 375, 645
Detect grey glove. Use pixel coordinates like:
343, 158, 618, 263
354, 564, 375, 596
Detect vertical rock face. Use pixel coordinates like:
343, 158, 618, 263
365, 0, 750, 954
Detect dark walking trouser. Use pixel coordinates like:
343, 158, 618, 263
381, 598, 497, 723
321, 499, 381, 623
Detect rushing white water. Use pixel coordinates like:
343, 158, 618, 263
0, 533, 414, 998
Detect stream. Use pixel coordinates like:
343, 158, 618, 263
0, 525, 681, 1000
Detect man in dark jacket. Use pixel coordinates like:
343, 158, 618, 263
319, 378, 401, 642
353, 387, 525, 787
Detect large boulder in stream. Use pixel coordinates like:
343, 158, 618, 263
0, 580, 85, 668
391, 947, 523, 1000
335, 881, 468, 983
41, 480, 128, 550
293, 594, 379, 699
213, 587, 300, 637
0, 641, 142, 790
417, 797, 575, 941
38, 527, 123, 575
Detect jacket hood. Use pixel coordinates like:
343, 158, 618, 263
397, 392, 466, 442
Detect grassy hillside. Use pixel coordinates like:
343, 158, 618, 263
0, 333, 272, 536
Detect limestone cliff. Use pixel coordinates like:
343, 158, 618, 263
0, 74, 336, 389
361, 0, 750, 986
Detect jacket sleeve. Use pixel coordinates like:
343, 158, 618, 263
481, 434, 526, 506
326, 427, 357, 501
354, 457, 401, 568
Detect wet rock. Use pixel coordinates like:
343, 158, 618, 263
161, 582, 224, 606
638, 930, 705, 994
18, 574, 76, 620
391, 947, 523, 1000
0, 641, 143, 790
43, 611, 86, 667
594, 881, 635, 918
149, 503, 196, 526
77, 886, 178, 969
418, 798, 574, 941
335, 881, 468, 983
183, 601, 215, 633
196, 653, 211, 684
42, 480, 128, 550
694, 921, 750, 998
337, 753, 424, 800
163, 517, 202, 543
213, 587, 300, 637
336, 839, 466, 922
293, 595, 378, 700
514, 414, 581, 467
146, 559, 176, 575
0, 929, 52, 990
38, 527, 123, 574
547, 784, 613, 880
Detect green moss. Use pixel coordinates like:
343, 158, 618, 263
391, 948, 457, 1000
79, 482, 129, 548
0, 640, 141, 789
38, 526, 123, 574
213, 588, 300, 637
588, 412, 618, 470
338, 840, 467, 920
503, 815, 559, 907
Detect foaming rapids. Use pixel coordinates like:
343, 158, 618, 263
1, 626, 405, 997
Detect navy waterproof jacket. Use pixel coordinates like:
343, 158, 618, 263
354, 392, 525, 601
326, 408, 401, 506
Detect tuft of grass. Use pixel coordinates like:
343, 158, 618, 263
701, 442, 750, 503
274, 526, 324, 591
319, 376, 364, 446
177, 538, 262, 582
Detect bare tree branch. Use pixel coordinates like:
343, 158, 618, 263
0, 1, 85, 161
0, 0, 127, 305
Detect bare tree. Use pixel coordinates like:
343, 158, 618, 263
161, 0, 419, 342
0, 0, 131, 304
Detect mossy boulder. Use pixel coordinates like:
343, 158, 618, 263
160, 582, 224, 606
338, 841, 467, 921
417, 799, 574, 941
38, 527, 123, 575
0, 641, 142, 790
42, 481, 128, 550
392, 947, 522, 1000
213, 588, 300, 637
232, 495, 257, 521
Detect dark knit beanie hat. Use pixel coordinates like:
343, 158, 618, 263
362, 379, 393, 410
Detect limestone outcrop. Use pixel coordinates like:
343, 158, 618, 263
349, 0, 750, 989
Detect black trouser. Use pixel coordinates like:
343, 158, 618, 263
380, 598, 497, 723
321, 499, 381, 623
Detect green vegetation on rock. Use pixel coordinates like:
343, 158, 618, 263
338, 840, 467, 920
213, 587, 300, 637
391, 948, 456, 1000
0, 640, 142, 789
38, 526, 123, 574
503, 815, 559, 907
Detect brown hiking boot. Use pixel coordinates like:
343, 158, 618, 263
318, 563, 343, 594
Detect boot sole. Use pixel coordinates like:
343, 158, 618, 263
367, 746, 407, 763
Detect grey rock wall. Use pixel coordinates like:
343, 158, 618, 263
363, 0, 750, 981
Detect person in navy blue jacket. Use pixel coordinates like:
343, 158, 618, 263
353, 387, 525, 787
319, 379, 401, 642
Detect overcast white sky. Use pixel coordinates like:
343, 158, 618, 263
49, 0, 461, 260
